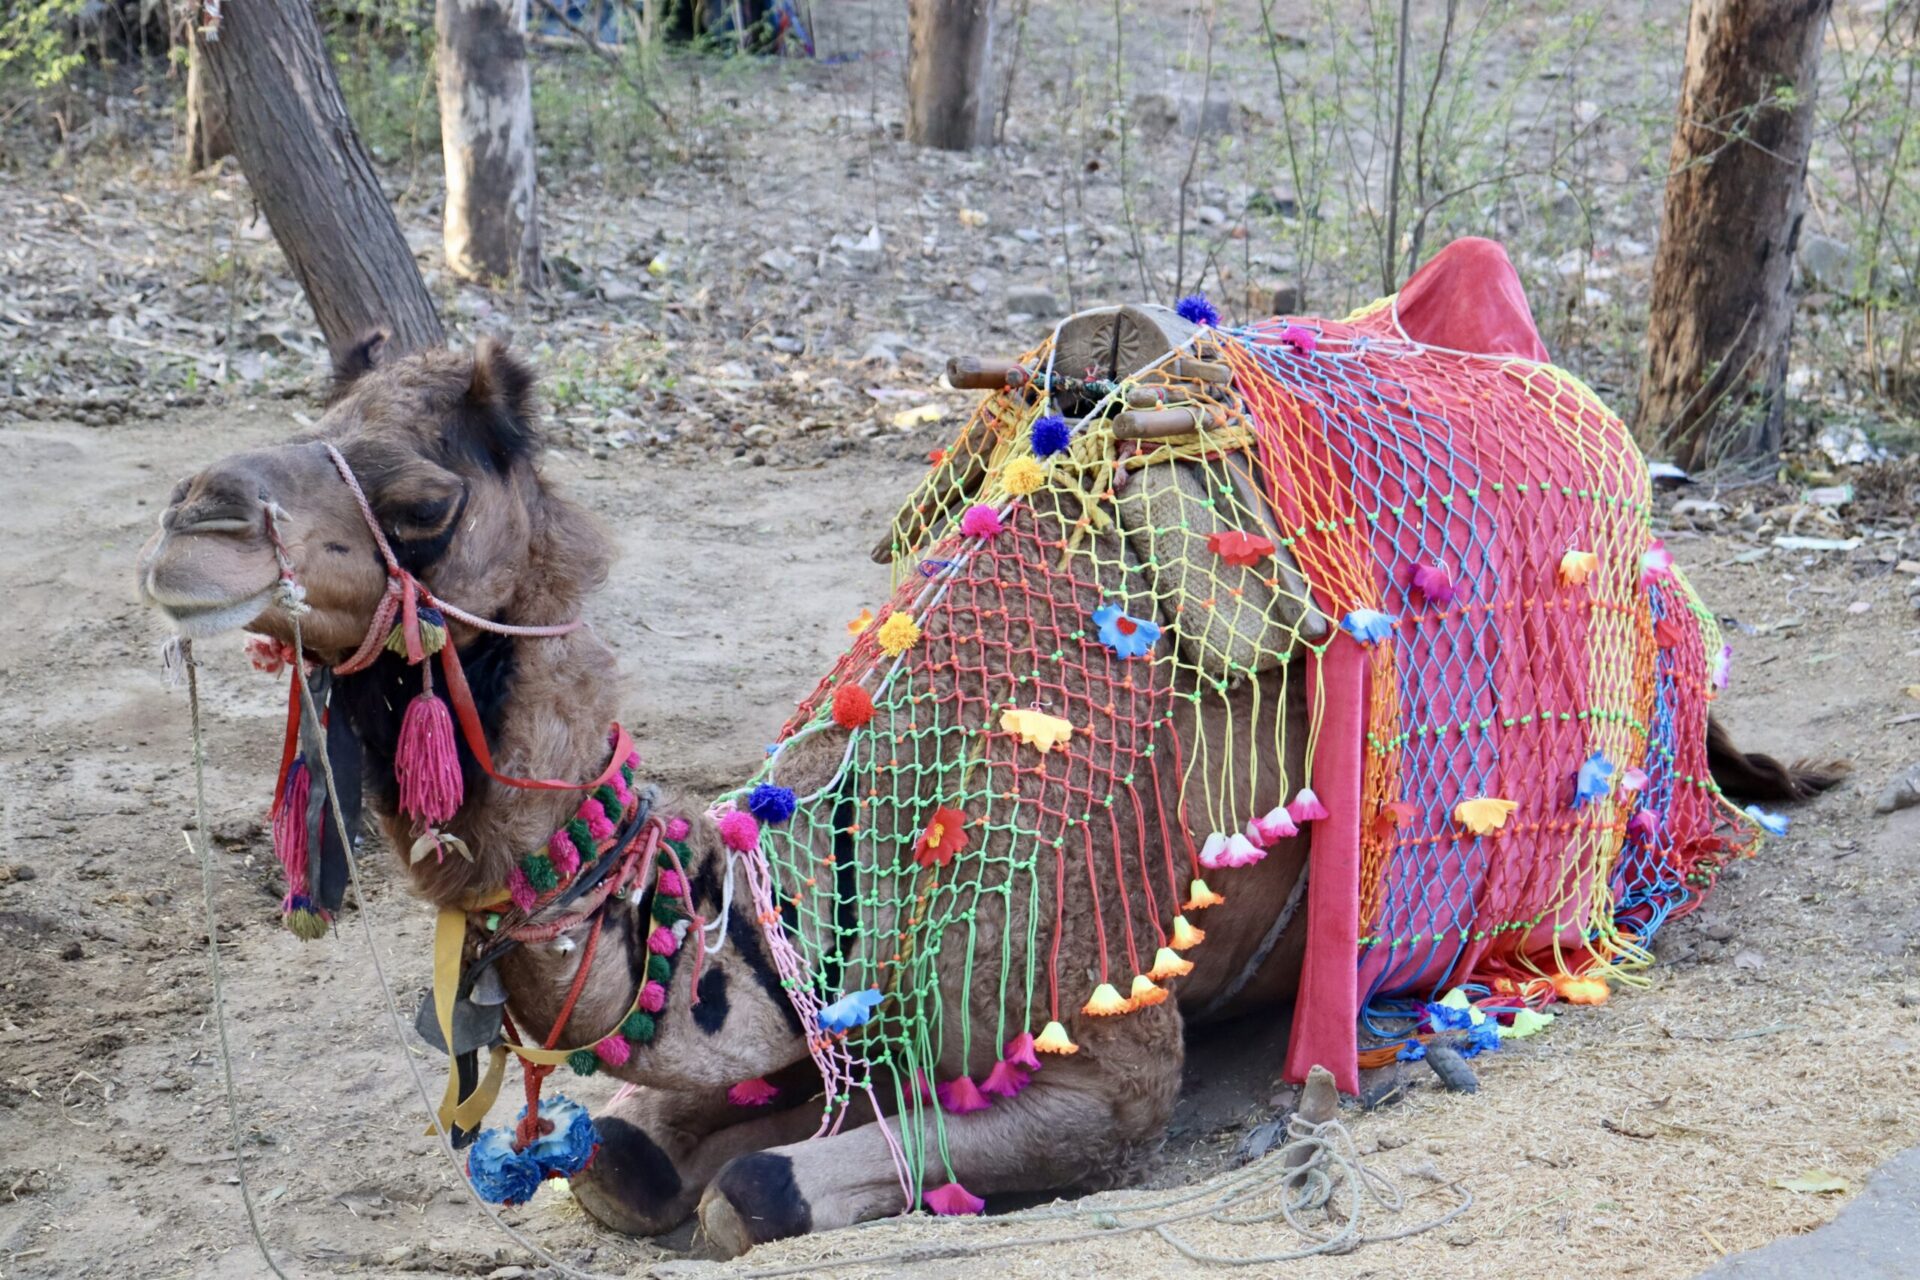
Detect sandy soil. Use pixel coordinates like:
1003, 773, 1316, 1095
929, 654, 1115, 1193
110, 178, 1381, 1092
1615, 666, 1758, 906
0, 400, 1916, 1280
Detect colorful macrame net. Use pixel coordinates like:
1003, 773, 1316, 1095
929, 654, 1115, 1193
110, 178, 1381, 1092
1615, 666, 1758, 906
719, 243, 1760, 1208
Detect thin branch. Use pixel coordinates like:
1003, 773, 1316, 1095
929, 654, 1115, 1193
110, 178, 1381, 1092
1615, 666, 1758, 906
532, 0, 674, 133
1382, 0, 1412, 294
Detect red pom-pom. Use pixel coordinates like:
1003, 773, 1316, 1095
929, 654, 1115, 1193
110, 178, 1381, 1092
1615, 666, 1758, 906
832, 684, 876, 730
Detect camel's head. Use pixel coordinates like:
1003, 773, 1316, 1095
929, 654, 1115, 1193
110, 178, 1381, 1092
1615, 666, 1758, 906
138, 335, 608, 658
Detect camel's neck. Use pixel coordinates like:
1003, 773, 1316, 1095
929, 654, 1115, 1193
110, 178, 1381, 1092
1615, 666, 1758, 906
334, 622, 625, 907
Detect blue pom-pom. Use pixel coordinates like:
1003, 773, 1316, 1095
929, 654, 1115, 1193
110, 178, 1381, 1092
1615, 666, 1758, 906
1396, 1039, 1427, 1062
1425, 1000, 1473, 1033
1461, 1020, 1502, 1058
748, 783, 798, 825
1176, 293, 1219, 327
524, 1095, 598, 1179
1031, 414, 1072, 458
466, 1128, 543, 1205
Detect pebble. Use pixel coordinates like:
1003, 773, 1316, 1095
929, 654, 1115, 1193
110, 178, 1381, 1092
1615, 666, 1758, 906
1703, 921, 1736, 942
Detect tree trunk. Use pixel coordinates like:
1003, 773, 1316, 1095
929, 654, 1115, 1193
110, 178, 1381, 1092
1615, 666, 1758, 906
436, 0, 541, 286
183, 36, 231, 172
906, 0, 997, 151
190, 0, 444, 361
1636, 0, 1830, 471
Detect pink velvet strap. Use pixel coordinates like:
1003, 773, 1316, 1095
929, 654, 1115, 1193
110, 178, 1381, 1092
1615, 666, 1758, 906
1282, 636, 1367, 1095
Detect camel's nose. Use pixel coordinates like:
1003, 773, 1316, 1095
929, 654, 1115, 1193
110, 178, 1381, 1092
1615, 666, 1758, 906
163, 466, 269, 537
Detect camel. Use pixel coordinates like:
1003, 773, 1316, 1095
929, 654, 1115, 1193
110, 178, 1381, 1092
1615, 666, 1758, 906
139, 264, 1840, 1257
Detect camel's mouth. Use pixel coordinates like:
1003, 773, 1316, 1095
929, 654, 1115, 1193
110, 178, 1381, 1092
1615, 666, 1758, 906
147, 585, 278, 639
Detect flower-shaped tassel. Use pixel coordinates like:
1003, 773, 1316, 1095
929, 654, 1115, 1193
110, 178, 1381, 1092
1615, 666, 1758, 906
1287, 788, 1329, 823
1183, 878, 1225, 911
980, 1060, 1032, 1100
1003, 1032, 1042, 1071
1245, 805, 1298, 847
1128, 974, 1168, 1008
1148, 947, 1194, 980
1083, 983, 1132, 1016
1034, 1020, 1080, 1054
923, 1182, 986, 1216
727, 1077, 780, 1108
936, 1075, 991, 1114
1169, 915, 1206, 950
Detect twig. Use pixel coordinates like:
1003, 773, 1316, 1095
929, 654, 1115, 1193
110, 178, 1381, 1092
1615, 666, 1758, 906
532, 0, 675, 133
1382, 0, 1412, 294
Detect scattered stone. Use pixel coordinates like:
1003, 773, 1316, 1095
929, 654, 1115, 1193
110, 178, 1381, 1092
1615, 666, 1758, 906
1800, 233, 1855, 292
1195, 204, 1227, 226
1269, 282, 1301, 314
60, 941, 84, 961
1734, 948, 1767, 972
1877, 762, 1920, 814
1896, 990, 1919, 1009
1703, 920, 1736, 943
1005, 286, 1060, 317
1131, 91, 1236, 138
756, 249, 800, 278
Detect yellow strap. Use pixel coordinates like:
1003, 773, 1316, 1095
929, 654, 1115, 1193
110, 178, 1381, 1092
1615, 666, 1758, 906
432, 907, 468, 1134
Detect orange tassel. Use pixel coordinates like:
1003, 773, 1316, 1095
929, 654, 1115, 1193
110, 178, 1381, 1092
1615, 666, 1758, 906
1034, 1020, 1079, 1054
1552, 973, 1610, 1005
1169, 915, 1205, 950
1147, 946, 1194, 980
1182, 878, 1225, 911
1128, 974, 1168, 1007
1082, 983, 1131, 1016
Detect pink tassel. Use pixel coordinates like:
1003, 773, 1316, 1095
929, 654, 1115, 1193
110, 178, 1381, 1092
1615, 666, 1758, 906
727, 1077, 780, 1107
980, 1060, 1031, 1099
1287, 787, 1329, 823
665, 816, 691, 842
583, 798, 616, 841
658, 870, 687, 898
647, 925, 678, 956
911, 1071, 937, 1107
272, 757, 311, 891
1410, 562, 1456, 605
594, 1034, 630, 1066
638, 981, 667, 1013
1003, 1031, 1042, 1072
395, 691, 463, 825
506, 867, 537, 911
936, 1075, 991, 1114
1627, 810, 1663, 842
923, 1182, 986, 1216
548, 829, 580, 879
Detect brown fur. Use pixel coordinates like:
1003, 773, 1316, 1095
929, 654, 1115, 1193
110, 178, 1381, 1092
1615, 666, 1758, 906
1705, 712, 1849, 802
137, 343, 1832, 1258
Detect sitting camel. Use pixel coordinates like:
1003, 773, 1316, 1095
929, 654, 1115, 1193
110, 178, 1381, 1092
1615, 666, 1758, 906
139, 249, 1839, 1256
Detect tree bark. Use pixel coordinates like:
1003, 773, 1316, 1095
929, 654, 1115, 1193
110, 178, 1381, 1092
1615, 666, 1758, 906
906, 0, 997, 151
1636, 0, 1830, 471
436, 0, 541, 286
183, 35, 232, 172
190, 0, 444, 361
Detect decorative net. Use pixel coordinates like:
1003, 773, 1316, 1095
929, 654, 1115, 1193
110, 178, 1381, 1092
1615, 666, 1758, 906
717, 271, 1758, 1208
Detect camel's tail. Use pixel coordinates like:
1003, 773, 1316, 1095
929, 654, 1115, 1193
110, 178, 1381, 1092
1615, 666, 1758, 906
1706, 713, 1850, 803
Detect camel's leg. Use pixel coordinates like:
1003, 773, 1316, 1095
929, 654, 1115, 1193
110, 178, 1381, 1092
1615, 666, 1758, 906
570, 1083, 830, 1236
696, 1014, 1184, 1256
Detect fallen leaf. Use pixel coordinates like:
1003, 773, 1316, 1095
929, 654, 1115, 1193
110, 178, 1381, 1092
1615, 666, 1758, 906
890, 404, 946, 428
1770, 1170, 1849, 1194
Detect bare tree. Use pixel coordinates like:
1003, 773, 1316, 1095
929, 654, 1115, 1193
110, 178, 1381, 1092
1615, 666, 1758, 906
189, 0, 444, 361
437, 0, 541, 285
907, 0, 997, 151
182, 32, 231, 172
1637, 0, 1832, 470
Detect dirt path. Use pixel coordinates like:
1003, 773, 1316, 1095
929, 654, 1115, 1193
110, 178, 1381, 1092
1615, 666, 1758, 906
1, 408, 1917, 1279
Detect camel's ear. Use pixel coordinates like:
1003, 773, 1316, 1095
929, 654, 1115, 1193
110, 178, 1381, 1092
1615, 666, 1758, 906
462, 338, 540, 469
329, 329, 389, 401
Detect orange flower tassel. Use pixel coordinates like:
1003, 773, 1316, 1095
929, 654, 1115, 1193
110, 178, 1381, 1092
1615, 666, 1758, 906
1169, 915, 1205, 950
1128, 974, 1168, 1007
1183, 878, 1225, 911
1034, 1020, 1079, 1054
1082, 983, 1131, 1016
1552, 973, 1611, 1005
1147, 947, 1194, 980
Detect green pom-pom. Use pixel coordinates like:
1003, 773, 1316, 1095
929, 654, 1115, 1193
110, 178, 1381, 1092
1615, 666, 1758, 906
567, 818, 595, 861
620, 1011, 656, 1043
620, 763, 635, 788
594, 784, 622, 816
646, 954, 672, 983
284, 909, 329, 941
523, 854, 559, 892
651, 895, 685, 924
567, 1050, 599, 1076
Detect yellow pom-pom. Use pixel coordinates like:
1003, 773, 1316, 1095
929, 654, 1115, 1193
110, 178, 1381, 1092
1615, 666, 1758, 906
1453, 796, 1520, 836
1003, 457, 1046, 496
1551, 973, 1610, 1005
1558, 549, 1598, 587
1182, 878, 1225, 911
1169, 915, 1205, 950
1128, 974, 1168, 1007
1034, 1020, 1079, 1054
876, 612, 922, 656
1083, 982, 1132, 1016
1147, 947, 1194, 980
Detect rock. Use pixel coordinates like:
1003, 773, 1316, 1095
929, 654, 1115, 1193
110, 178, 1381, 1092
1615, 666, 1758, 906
1005, 286, 1060, 317
756, 249, 800, 278
1876, 762, 1920, 814
1131, 90, 1236, 139
1897, 990, 1920, 1009
1013, 227, 1043, 244
1733, 948, 1767, 972
1195, 204, 1227, 226
1269, 282, 1301, 314
1800, 233, 1855, 292
597, 278, 640, 302
60, 942, 84, 961
1673, 497, 1727, 527
1703, 920, 1737, 943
